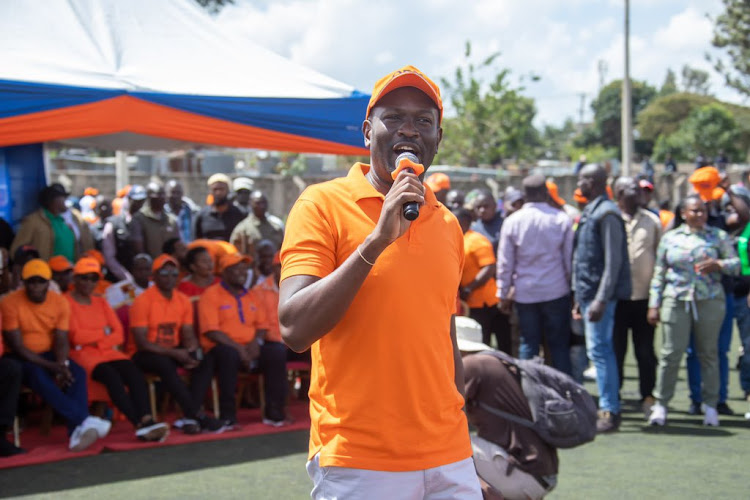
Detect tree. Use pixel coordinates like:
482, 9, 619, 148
590, 79, 657, 150
438, 42, 540, 167
194, 0, 233, 14
681, 65, 711, 95
653, 103, 740, 162
659, 69, 678, 97
709, 0, 750, 98
538, 119, 578, 160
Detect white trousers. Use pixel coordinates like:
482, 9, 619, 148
306, 453, 482, 500
471, 435, 556, 500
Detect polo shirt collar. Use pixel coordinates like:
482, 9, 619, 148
43, 208, 62, 221
347, 163, 440, 209
220, 280, 247, 298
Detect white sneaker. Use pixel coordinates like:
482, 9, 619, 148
135, 421, 170, 442
648, 403, 667, 426
82, 416, 112, 438
583, 365, 597, 381
69, 424, 99, 452
703, 406, 720, 426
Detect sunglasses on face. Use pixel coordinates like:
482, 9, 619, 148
76, 273, 100, 282
157, 269, 180, 277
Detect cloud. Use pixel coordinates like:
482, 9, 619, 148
216, 0, 745, 126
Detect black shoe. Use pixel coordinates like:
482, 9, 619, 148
0, 438, 26, 457
196, 414, 226, 433
596, 411, 621, 433
717, 402, 735, 416
687, 401, 703, 415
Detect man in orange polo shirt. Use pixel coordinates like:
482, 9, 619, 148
279, 66, 480, 498
452, 207, 511, 354
1, 259, 111, 452
129, 254, 223, 434
192, 253, 286, 427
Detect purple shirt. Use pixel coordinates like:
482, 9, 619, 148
497, 202, 574, 304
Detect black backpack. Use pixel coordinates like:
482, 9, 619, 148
475, 350, 598, 449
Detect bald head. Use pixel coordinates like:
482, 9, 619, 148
578, 164, 608, 199
522, 174, 548, 202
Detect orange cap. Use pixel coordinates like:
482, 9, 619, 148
219, 253, 252, 272
73, 257, 102, 277
152, 254, 179, 272
22, 259, 52, 281
84, 249, 105, 265
425, 172, 451, 193
546, 180, 565, 206
574, 188, 588, 204
84, 187, 99, 196
48, 255, 73, 273
116, 185, 131, 199
367, 65, 443, 123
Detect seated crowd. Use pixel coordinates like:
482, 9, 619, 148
0, 174, 301, 457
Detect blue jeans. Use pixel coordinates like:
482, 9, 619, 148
734, 294, 750, 394
687, 293, 733, 404
581, 300, 620, 414
515, 294, 572, 375
18, 352, 89, 433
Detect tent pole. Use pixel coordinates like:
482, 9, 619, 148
115, 151, 129, 191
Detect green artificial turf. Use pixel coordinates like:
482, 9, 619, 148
2, 326, 749, 499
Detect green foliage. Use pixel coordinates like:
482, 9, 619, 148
563, 144, 618, 165
538, 119, 579, 160
637, 92, 716, 141
653, 103, 740, 162
438, 42, 539, 167
590, 79, 657, 150
659, 69, 678, 97
680, 65, 711, 95
194, 0, 233, 14
709, 0, 750, 98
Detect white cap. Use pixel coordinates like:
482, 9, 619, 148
233, 177, 255, 192
455, 316, 492, 352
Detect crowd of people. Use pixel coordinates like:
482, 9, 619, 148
441, 162, 750, 436
0, 173, 299, 456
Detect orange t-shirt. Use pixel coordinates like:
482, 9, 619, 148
198, 282, 266, 350
280, 163, 471, 472
461, 230, 499, 308
252, 275, 281, 343
128, 286, 192, 353
65, 294, 127, 374
0, 289, 70, 353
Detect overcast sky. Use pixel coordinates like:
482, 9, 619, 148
216, 0, 745, 127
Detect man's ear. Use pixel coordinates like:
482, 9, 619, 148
436, 126, 443, 155
362, 119, 372, 148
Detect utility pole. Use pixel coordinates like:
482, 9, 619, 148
578, 93, 586, 128
621, 0, 633, 176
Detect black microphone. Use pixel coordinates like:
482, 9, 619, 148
392, 152, 424, 221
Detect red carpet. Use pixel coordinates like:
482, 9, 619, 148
0, 401, 310, 470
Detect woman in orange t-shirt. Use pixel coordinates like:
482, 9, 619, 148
66, 258, 168, 442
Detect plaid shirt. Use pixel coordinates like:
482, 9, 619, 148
649, 224, 739, 308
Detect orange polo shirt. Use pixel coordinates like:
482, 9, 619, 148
252, 275, 281, 343
197, 282, 266, 350
128, 286, 192, 354
280, 162, 471, 472
461, 229, 499, 308
0, 289, 70, 353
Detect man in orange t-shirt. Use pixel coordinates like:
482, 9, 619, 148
1, 259, 111, 452
279, 66, 480, 498
0, 314, 24, 456
129, 254, 222, 434
192, 253, 286, 427
453, 207, 511, 354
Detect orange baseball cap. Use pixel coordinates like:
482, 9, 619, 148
22, 259, 52, 281
366, 65, 443, 123
73, 257, 102, 277
425, 172, 451, 193
152, 254, 179, 272
219, 253, 252, 272
546, 180, 566, 206
48, 255, 73, 273
84, 249, 105, 265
